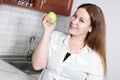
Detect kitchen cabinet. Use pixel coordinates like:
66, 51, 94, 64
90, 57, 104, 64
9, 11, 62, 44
0, 0, 2, 4
2, 0, 17, 5
0, 0, 38, 9
38, 0, 73, 16
0, 0, 73, 16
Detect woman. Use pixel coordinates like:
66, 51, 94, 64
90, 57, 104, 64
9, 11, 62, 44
32, 3, 107, 80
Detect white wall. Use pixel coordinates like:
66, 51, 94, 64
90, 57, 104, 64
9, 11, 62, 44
71, 0, 120, 80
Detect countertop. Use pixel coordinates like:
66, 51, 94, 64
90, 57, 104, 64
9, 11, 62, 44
0, 60, 36, 80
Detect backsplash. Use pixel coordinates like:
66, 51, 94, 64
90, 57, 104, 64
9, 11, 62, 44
0, 4, 69, 56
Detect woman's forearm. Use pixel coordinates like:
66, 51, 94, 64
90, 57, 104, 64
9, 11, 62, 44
32, 31, 52, 70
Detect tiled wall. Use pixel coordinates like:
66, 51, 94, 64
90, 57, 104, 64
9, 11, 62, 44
0, 4, 69, 56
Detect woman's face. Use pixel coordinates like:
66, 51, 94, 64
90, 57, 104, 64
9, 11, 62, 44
69, 8, 92, 37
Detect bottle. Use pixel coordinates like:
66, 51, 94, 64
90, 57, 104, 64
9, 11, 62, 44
18, 0, 22, 5
29, 0, 33, 7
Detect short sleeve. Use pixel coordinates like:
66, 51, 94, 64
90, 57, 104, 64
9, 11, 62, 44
49, 30, 66, 46
48, 30, 66, 57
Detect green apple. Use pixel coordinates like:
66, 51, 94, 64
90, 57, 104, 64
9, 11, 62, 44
47, 11, 57, 24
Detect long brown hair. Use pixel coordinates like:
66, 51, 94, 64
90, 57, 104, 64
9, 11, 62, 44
78, 3, 107, 74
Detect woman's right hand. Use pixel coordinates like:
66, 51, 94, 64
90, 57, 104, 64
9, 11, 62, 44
41, 14, 56, 33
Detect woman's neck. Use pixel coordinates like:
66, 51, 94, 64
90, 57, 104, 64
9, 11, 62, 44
70, 35, 85, 45
68, 35, 85, 53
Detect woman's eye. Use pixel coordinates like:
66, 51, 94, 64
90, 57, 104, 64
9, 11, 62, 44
79, 19, 84, 23
73, 14, 77, 18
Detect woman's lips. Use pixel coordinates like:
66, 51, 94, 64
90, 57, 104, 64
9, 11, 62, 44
69, 24, 77, 30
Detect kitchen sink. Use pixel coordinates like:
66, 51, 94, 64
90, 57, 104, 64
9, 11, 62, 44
1, 55, 42, 75
8, 62, 42, 74
7, 61, 42, 75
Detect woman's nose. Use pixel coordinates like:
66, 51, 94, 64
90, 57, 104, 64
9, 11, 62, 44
71, 18, 78, 24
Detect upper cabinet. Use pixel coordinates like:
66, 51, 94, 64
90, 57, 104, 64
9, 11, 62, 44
2, 0, 17, 5
38, 0, 73, 16
0, 0, 38, 9
0, 0, 3, 3
0, 0, 73, 16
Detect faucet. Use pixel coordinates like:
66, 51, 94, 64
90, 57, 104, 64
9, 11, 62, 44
27, 36, 35, 61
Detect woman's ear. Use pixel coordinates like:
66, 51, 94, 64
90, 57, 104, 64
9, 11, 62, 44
88, 26, 92, 32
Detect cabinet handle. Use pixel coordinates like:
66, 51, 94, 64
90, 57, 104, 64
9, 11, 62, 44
43, 0, 46, 4
67, 0, 71, 11
40, 0, 44, 9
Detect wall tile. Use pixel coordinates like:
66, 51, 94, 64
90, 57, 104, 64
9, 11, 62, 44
0, 4, 69, 56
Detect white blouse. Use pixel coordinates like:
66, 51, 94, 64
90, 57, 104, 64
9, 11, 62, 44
39, 31, 104, 80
